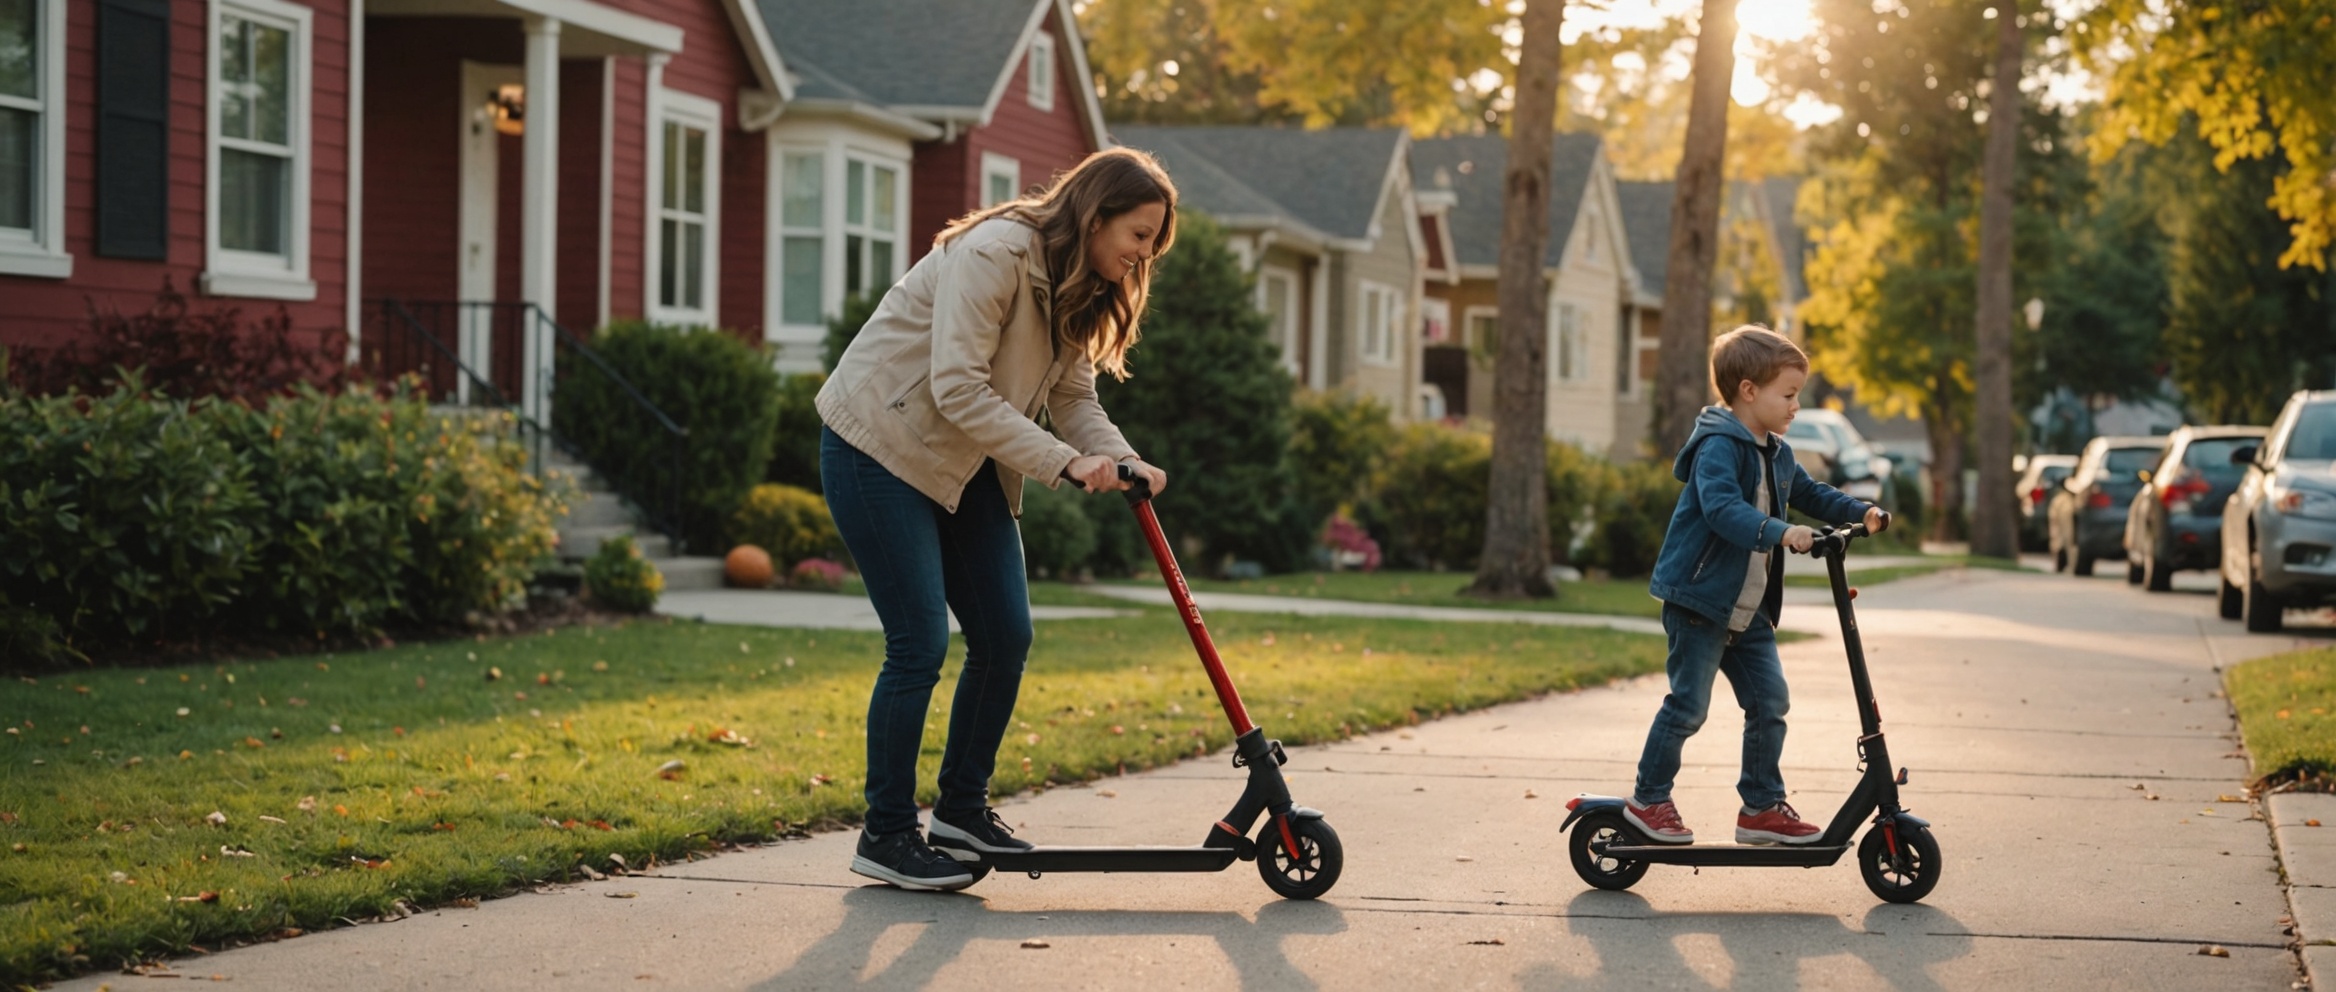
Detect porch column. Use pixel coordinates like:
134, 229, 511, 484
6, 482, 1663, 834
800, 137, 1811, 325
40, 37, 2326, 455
521, 16, 562, 423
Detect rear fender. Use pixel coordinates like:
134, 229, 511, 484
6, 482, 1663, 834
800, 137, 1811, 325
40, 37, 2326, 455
1561, 794, 1625, 833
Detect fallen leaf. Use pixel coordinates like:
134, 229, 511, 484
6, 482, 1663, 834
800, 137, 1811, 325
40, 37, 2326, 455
808, 773, 833, 787
2197, 945, 2229, 958
1456, 855, 1475, 862
1097, 790, 1118, 798
1467, 938, 1506, 946
606, 891, 639, 899
205, 811, 227, 826
432, 822, 457, 832
1110, 725, 1125, 735
177, 891, 220, 903
589, 820, 614, 831
296, 796, 317, 813
656, 759, 686, 780
219, 845, 255, 858
486, 667, 502, 681
579, 865, 607, 881
1524, 789, 1539, 800
1021, 939, 1051, 949
707, 727, 752, 746
2217, 794, 2245, 803
2309, 819, 2323, 828
258, 815, 286, 824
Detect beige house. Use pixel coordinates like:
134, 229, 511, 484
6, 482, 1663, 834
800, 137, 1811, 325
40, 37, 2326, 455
1411, 134, 1644, 458
1111, 126, 1426, 419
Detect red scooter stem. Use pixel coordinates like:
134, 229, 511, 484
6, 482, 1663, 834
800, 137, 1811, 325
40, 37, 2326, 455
1128, 497, 1258, 737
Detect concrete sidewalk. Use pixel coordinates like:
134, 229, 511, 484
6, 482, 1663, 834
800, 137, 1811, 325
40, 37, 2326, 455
50, 565, 2336, 990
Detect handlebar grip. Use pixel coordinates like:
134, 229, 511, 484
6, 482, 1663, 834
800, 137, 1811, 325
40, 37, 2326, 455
1060, 462, 1152, 504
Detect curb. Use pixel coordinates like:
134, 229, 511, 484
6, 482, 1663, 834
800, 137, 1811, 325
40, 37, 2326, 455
2269, 792, 2336, 989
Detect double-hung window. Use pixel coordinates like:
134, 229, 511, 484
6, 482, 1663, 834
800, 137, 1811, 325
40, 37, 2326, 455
842, 155, 898, 301
0, 0, 67, 277
1357, 280, 1399, 367
1026, 31, 1055, 111
777, 150, 824, 327
206, 0, 312, 299
650, 89, 722, 325
1555, 302, 1587, 382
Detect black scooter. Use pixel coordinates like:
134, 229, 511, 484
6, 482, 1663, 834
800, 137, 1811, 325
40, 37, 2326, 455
1558, 519, 1942, 904
934, 465, 1343, 900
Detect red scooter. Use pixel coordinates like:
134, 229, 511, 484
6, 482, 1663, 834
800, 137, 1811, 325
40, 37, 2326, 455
932, 465, 1343, 900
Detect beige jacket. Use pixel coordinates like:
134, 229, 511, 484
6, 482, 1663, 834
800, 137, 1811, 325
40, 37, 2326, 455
815, 217, 1138, 516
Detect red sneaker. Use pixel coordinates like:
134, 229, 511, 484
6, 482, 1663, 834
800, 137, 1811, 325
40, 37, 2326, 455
1624, 798, 1694, 844
1736, 801, 1824, 845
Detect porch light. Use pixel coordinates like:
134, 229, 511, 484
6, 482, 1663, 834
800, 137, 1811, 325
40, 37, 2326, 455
486, 83, 525, 136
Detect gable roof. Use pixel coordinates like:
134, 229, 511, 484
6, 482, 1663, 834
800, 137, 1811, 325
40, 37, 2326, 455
1615, 180, 1674, 296
756, 0, 1106, 142
1109, 126, 1409, 245
1408, 133, 1602, 270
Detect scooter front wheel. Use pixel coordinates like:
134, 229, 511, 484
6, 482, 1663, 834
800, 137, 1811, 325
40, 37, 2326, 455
1567, 812, 1650, 891
1858, 823, 1940, 904
1257, 817, 1343, 900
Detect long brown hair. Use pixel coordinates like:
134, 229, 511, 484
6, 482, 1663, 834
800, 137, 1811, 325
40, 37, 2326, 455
935, 147, 1178, 380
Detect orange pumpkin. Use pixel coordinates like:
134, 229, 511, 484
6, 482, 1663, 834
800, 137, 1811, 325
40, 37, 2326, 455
725, 545, 775, 588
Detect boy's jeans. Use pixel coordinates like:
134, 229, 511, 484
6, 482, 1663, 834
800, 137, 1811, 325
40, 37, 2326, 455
821, 428, 1034, 838
1633, 602, 1791, 810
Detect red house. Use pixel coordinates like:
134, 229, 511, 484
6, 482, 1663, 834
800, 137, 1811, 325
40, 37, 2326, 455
0, 0, 790, 417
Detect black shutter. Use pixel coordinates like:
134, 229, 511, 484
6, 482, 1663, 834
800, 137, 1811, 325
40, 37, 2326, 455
95, 0, 171, 260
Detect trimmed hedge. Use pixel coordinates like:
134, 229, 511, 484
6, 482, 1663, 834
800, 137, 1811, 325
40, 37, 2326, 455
0, 380, 567, 665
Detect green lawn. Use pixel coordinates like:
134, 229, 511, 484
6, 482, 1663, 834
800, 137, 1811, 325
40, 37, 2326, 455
2225, 646, 2336, 788
0, 605, 1665, 984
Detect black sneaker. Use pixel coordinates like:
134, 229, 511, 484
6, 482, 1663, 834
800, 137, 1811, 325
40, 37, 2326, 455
928, 807, 1034, 858
850, 829, 975, 891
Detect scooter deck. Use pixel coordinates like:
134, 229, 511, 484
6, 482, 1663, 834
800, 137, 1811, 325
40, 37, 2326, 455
959, 845, 1243, 873
1601, 842, 1852, 867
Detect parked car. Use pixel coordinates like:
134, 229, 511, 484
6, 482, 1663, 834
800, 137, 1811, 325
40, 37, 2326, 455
2047, 435, 2167, 576
1785, 409, 1893, 502
2015, 454, 2078, 552
2124, 426, 2267, 591
2218, 391, 2336, 632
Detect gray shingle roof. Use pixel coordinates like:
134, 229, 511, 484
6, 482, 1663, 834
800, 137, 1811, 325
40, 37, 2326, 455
1108, 126, 1406, 242
1761, 176, 1807, 302
1408, 133, 1602, 269
1615, 180, 1673, 296
758, 0, 1039, 109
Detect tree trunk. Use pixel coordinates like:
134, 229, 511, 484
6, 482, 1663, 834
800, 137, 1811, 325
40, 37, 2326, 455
1467, 0, 1566, 600
1969, 0, 2023, 559
1653, 0, 1742, 457
1924, 379, 1968, 544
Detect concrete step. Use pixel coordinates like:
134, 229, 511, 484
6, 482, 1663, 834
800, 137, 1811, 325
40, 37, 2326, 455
655, 556, 728, 593
563, 488, 635, 530
559, 525, 671, 561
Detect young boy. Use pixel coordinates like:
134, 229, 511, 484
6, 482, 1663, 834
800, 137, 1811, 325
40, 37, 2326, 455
1627, 325, 1888, 846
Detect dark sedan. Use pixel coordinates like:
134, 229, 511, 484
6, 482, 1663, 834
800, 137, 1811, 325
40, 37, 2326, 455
2049, 435, 2167, 576
2126, 426, 2266, 591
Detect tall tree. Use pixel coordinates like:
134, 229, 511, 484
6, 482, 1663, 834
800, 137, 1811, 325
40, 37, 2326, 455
1467, 0, 1566, 600
1079, 0, 1286, 126
1652, 0, 1743, 457
1969, 0, 2022, 559
2079, 0, 2336, 270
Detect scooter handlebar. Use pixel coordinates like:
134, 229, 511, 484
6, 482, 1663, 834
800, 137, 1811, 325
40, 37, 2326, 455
1804, 510, 1888, 557
1061, 462, 1151, 504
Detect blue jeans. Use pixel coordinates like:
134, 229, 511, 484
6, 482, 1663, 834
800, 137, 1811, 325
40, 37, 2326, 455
1633, 602, 1791, 810
821, 427, 1034, 837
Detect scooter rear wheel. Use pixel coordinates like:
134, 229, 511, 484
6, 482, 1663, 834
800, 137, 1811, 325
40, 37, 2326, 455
1256, 816, 1342, 900
1858, 823, 1940, 904
1567, 812, 1650, 891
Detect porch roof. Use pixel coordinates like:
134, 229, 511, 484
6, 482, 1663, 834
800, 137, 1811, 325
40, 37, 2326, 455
369, 0, 685, 57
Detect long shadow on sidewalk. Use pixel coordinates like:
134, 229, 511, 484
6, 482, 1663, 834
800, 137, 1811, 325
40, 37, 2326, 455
750, 886, 1347, 991
1532, 890, 1973, 991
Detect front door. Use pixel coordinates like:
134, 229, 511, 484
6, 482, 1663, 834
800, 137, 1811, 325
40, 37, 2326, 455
457, 62, 522, 405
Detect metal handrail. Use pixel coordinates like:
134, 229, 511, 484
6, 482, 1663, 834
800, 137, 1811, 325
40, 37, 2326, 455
363, 299, 691, 553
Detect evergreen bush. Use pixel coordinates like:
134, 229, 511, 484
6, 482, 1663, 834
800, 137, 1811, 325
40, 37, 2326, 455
584, 534, 663, 613
1017, 480, 1099, 580
766, 371, 827, 490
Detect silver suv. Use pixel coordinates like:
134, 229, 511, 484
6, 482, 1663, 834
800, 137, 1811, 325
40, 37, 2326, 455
2218, 390, 2336, 632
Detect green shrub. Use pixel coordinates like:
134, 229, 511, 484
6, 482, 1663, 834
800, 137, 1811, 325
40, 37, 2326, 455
1078, 490, 1152, 579
1373, 423, 1492, 570
553, 323, 780, 554
766, 371, 826, 490
584, 534, 663, 613
0, 379, 260, 645
1289, 390, 1398, 528
0, 379, 567, 665
1018, 480, 1100, 579
1545, 440, 1604, 566
730, 483, 842, 570
1582, 458, 1683, 578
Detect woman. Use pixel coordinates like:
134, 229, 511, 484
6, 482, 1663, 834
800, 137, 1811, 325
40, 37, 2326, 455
816, 148, 1177, 891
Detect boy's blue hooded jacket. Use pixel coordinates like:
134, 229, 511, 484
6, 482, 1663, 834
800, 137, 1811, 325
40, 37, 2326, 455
1648, 406, 1872, 625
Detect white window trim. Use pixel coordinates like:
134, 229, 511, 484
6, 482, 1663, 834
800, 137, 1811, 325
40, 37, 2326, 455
1554, 301, 1588, 383
772, 141, 825, 333
1026, 31, 1056, 111
837, 147, 907, 307
980, 150, 1021, 208
645, 87, 723, 327
0, 0, 70, 278
1357, 279, 1399, 368
202, 0, 314, 300
1257, 264, 1299, 376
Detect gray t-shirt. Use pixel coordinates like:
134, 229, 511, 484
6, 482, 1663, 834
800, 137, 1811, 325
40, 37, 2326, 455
1730, 439, 1778, 632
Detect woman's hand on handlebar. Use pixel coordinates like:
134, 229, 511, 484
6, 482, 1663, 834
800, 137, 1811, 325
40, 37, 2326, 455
1065, 454, 1123, 493
1121, 458, 1167, 496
